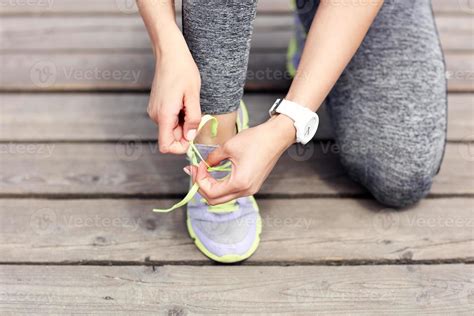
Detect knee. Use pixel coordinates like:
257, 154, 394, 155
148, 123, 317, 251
368, 170, 433, 209
340, 153, 435, 209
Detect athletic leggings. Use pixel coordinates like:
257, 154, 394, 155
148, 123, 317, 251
182, 0, 447, 208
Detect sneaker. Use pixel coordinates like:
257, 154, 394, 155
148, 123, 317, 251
154, 101, 262, 263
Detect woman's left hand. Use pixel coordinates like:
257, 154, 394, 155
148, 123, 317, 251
186, 115, 296, 205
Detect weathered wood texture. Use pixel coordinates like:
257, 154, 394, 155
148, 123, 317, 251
0, 2, 472, 312
1, 52, 471, 92
0, 3, 473, 92
1, 15, 471, 52
0, 93, 471, 141
0, 265, 472, 315
0, 93, 332, 141
0, 143, 472, 196
1, 198, 472, 263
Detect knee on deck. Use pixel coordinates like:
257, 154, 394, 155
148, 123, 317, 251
367, 170, 434, 209
340, 152, 436, 209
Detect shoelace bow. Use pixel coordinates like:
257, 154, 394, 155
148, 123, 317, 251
153, 115, 237, 214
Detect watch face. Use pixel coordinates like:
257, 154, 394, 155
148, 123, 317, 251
304, 117, 318, 138
297, 117, 318, 144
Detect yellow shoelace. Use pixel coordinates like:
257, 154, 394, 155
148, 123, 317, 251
203, 198, 238, 213
153, 115, 237, 214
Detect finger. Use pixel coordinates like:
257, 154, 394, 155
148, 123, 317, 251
170, 124, 191, 153
157, 131, 187, 154
167, 139, 188, 154
188, 165, 248, 205
205, 192, 242, 206
194, 162, 237, 199
147, 105, 159, 125
173, 123, 183, 140
158, 113, 186, 154
182, 92, 201, 141
206, 146, 230, 167
188, 164, 240, 204
188, 164, 205, 190
187, 164, 214, 202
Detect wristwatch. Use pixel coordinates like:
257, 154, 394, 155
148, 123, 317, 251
269, 98, 319, 145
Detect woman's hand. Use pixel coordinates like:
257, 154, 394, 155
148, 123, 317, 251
137, 0, 201, 154
187, 115, 296, 205
148, 28, 202, 154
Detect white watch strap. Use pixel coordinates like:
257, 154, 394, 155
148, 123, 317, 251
274, 99, 313, 123
270, 99, 319, 144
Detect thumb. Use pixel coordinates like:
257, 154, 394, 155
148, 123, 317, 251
206, 146, 230, 167
183, 92, 201, 141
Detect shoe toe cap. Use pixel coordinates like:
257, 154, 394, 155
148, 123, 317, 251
188, 212, 261, 261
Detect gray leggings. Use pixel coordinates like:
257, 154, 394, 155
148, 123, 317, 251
182, 0, 447, 208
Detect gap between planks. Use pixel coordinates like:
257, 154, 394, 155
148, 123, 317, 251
0, 259, 473, 267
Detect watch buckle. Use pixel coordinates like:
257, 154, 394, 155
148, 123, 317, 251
269, 98, 283, 116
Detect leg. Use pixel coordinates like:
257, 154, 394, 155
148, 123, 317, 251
182, 0, 257, 144
325, 0, 447, 207
180, 1, 262, 263
295, 0, 447, 207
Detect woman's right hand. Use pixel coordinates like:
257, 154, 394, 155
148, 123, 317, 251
148, 27, 202, 154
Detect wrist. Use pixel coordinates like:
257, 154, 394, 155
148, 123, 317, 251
265, 114, 297, 149
151, 24, 183, 57
285, 91, 323, 113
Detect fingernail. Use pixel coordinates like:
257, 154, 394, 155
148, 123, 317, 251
183, 166, 191, 176
186, 129, 197, 141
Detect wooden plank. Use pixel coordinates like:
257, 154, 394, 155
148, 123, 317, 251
0, 143, 471, 196
436, 15, 474, 51
448, 93, 474, 141
446, 53, 474, 91
439, 33, 474, 52
432, 0, 474, 14
0, 15, 292, 52
1, 15, 471, 52
0, 52, 471, 92
0, 0, 468, 15
0, 141, 359, 196
0, 265, 472, 314
435, 14, 474, 33
0, 93, 158, 142
0, 0, 291, 15
0, 93, 327, 141
0, 93, 471, 142
1, 198, 473, 263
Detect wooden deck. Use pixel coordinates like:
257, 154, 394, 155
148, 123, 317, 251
0, 0, 473, 314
